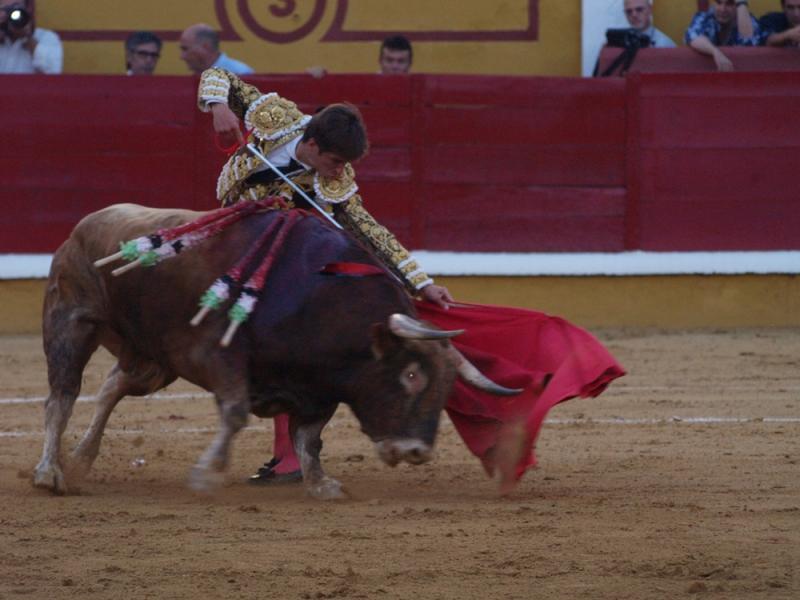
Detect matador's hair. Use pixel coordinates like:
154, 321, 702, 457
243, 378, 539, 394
302, 103, 369, 162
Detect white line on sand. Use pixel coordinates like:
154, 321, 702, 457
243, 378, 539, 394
3, 385, 800, 406
0, 417, 797, 438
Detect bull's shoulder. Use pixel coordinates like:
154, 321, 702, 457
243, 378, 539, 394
72, 204, 204, 246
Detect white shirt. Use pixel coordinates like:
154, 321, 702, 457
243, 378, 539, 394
643, 25, 677, 48
265, 136, 309, 169
0, 27, 63, 74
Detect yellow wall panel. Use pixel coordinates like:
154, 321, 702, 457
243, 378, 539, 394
5, 275, 800, 334
37, 0, 582, 76
342, 0, 529, 30
39, 0, 219, 30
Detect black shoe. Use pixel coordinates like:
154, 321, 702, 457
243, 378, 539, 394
248, 457, 303, 485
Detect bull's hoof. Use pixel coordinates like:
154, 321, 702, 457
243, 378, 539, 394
66, 454, 94, 482
188, 466, 225, 493
307, 476, 347, 501
32, 462, 67, 495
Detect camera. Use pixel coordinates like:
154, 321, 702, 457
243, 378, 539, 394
2, 5, 31, 31
605, 28, 651, 50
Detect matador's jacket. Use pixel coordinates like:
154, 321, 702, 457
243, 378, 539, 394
197, 67, 433, 294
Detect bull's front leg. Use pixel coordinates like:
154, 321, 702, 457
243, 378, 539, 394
189, 377, 250, 493
292, 408, 345, 500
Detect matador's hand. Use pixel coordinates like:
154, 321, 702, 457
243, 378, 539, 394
420, 284, 454, 310
211, 102, 245, 146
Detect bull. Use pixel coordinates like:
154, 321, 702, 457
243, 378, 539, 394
33, 204, 514, 500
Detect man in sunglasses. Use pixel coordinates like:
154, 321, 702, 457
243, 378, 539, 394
125, 31, 162, 76
623, 0, 676, 47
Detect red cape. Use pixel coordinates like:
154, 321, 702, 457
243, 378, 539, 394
415, 301, 625, 489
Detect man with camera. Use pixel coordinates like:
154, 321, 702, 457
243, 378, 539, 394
623, 0, 676, 48
595, 1, 675, 77
0, 0, 62, 74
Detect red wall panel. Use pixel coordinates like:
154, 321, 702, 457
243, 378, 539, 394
1, 65, 798, 256
628, 72, 800, 251
422, 185, 626, 252
599, 47, 800, 75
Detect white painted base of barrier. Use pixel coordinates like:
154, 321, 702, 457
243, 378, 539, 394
2, 251, 799, 280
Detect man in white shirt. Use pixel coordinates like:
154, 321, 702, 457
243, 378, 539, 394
624, 0, 676, 47
179, 24, 253, 75
0, 0, 62, 74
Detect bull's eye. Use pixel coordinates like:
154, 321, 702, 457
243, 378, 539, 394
399, 362, 428, 395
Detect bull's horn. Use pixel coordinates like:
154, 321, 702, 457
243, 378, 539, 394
447, 346, 523, 396
388, 314, 464, 340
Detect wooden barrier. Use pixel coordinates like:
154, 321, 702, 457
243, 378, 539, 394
597, 46, 800, 76
1, 67, 798, 254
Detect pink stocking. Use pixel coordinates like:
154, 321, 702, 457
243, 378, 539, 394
272, 414, 301, 473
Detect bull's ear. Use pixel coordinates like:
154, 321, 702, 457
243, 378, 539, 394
370, 322, 401, 359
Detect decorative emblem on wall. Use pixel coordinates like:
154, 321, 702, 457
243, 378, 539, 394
56, 0, 538, 43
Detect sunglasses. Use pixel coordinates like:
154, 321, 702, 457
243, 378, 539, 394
133, 50, 160, 59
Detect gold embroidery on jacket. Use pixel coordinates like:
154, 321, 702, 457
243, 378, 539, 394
314, 164, 358, 205
199, 68, 431, 292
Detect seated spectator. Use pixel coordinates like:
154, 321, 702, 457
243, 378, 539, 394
623, 0, 676, 47
759, 0, 800, 46
379, 34, 412, 74
685, 0, 760, 71
125, 31, 162, 76
0, 0, 62, 74
304, 34, 414, 78
179, 24, 253, 75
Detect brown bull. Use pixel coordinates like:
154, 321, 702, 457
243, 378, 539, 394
34, 204, 513, 500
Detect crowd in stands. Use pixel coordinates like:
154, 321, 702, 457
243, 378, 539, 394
608, 0, 799, 72
0, 0, 414, 77
0, 0, 797, 76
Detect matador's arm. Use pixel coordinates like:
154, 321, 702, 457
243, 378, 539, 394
334, 195, 433, 295
197, 67, 262, 119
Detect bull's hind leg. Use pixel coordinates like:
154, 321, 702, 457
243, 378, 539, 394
68, 361, 176, 482
33, 307, 98, 494
189, 373, 250, 493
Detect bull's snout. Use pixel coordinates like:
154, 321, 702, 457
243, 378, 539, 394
375, 439, 433, 467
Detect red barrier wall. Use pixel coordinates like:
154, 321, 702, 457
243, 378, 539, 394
1, 67, 798, 254
628, 71, 800, 251
598, 46, 800, 75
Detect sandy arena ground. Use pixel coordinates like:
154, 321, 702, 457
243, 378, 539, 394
0, 328, 798, 599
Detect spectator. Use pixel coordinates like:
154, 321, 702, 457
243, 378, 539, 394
760, 0, 800, 46
623, 0, 676, 47
125, 31, 161, 76
379, 34, 412, 74
685, 0, 760, 71
304, 34, 413, 78
179, 23, 253, 75
0, 0, 62, 74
